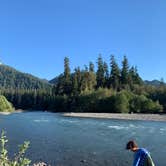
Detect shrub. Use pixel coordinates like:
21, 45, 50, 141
130, 94, 163, 113
0, 95, 14, 112
112, 92, 130, 113
0, 130, 31, 166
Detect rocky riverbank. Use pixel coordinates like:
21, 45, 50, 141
63, 113, 166, 122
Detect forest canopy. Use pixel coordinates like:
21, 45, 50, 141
0, 55, 165, 113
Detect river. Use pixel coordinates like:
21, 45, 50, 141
0, 112, 166, 166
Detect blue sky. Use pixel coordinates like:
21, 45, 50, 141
0, 0, 166, 81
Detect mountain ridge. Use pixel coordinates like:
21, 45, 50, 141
0, 63, 165, 90
0, 64, 52, 90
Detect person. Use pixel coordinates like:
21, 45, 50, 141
126, 140, 155, 166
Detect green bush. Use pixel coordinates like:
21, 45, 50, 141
142, 99, 163, 113
130, 95, 146, 113
0, 95, 14, 112
112, 91, 130, 113
130, 94, 163, 113
0, 130, 31, 166
75, 88, 113, 112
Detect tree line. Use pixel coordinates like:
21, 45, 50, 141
0, 55, 166, 113
53, 55, 143, 95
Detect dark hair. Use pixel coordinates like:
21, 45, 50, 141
126, 140, 138, 150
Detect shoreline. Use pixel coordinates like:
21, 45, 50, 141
0, 109, 23, 115
63, 112, 166, 122
1, 110, 166, 122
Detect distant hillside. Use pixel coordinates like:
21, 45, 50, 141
144, 80, 166, 87
0, 64, 52, 90
49, 76, 60, 84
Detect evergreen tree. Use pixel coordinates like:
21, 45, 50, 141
80, 66, 90, 91
110, 55, 120, 90
121, 55, 129, 86
54, 74, 65, 95
64, 57, 71, 82
72, 69, 79, 95
80, 66, 89, 91
96, 55, 105, 88
63, 57, 72, 94
75, 67, 82, 92
103, 62, 109, 87
129, 66, 143, 86
89, 62, 95, 73
88, 62, 96, 90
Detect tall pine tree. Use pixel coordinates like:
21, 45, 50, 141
110, 55, 120, 90
89, 62, 96, 90
96, 55, 105, 88
63, 57, 72, 94
129, 66, 143, 85
103, 62, 109, 88
89, 62, 95, 72
121, 56, 129, 86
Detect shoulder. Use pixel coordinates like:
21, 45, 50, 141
138, 148, 150, 156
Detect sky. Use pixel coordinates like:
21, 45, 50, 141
0, 0, 166, 81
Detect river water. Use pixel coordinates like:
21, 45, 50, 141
0, 112, 166, 166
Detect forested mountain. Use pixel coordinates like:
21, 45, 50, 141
144, 80, 166, 87
49, 76, 59, 84
0, 56, 166, 113
0, 64, 52, 90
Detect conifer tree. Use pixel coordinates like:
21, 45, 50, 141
96, 55, 105, 88
129, 66, 143, 85
121, 56, 129, 85
72, 68, 79, 95
89, 62, 96, 90
64, 57, 71, 82
110, 55, 120, 90
89, 62, 95, 73
63, 57, 72, 94
103, 62, 109, 87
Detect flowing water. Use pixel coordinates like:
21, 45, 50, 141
0, 112, 166, 166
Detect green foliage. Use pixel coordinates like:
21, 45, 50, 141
73, 88, 113, 112
130, 94, 163, 113
112, 91, 130, 113
0, 95, 13, 112
96, 55, 105, 88
110, 55, 120, 90
121, 56, 129, 85
147, 87, 166, 112
64, 57, 70, 82
128, 66, 143, 86
0, 55, 165, 113
103, 62, 109, 88
80, 66, 96, 92
63, 57, 72, 95
1, 89, 53, 110
0, 130, 31, 166
0, 65, 51, 90
142, 99, 163, 113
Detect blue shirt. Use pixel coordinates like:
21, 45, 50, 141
133, 148, 149, 166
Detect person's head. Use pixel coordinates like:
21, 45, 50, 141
126, 140, 139, 152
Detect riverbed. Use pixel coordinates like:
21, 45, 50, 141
0, 112, 165, 166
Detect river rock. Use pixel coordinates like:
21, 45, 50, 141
33, 162, 48, 166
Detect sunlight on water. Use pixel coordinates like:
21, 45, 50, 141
0, 112, 165, 166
